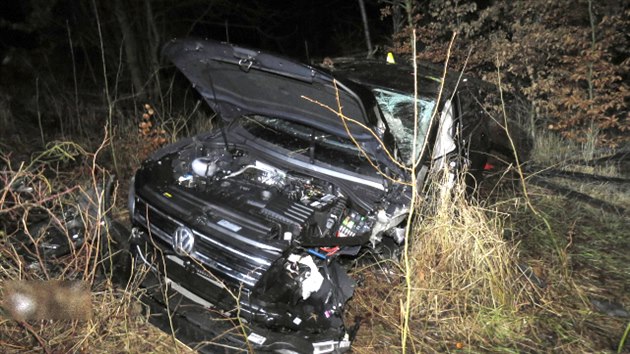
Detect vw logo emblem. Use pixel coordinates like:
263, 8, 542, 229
172, 226, 195, 256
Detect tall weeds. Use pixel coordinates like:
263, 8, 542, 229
395, 29, 534, 352
405, 171, 531, 351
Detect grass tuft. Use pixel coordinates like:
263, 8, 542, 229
404, 172, 532, 351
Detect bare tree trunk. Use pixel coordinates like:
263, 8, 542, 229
114, 0, 143, 95
145, 0, 160, 97
358, 0, 373, 58
404, 0, 414, 29
392, 3, 405, 34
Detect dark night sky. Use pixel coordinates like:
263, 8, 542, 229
0, 0, 391, 62
181, 0, 390, 59
0, 0, 393, 137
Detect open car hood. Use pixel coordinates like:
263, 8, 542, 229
163, 38, 378, 140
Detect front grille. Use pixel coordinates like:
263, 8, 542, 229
133, 196, 285, 289
134, 242, 237, 309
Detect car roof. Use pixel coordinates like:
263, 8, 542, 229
322, 58, 457, 97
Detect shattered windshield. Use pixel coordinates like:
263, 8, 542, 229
372, 88, 436, 165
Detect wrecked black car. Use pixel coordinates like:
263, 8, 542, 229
127, 38, 521, 353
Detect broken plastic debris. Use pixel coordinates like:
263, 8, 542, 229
287, 254, 324, 300
247, 332, 267, 345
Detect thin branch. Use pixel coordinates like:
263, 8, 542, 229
18, 321, 51, 354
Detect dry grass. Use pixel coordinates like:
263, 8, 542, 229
530, 131, 580, 167
0, 140, 195, 354
404, 175, 531, 351
530, 129, 626, 175
503, 184, 630, 352
0, 273, 194, 354
351, 172, 538, 353
351, 158, 630, 353
527, 128, 629, 209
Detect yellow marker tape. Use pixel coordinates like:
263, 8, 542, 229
163, 192, 172, 198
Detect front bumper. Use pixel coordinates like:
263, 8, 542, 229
134, 244, 353, 354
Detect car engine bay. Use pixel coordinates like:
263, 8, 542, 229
162, 142, 397, 251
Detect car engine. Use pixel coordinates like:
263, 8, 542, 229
168, 144, 375, 250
